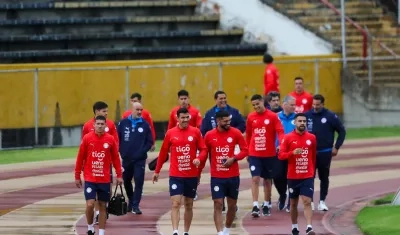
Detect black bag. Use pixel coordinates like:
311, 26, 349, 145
108, 185, 128, 216
148, 154, 169, 171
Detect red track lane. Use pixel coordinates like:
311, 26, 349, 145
74, 164, 400, 235
242, 178, 399, 235
1, 147, 398, 181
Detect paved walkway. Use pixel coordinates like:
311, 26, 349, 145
0, 138, 399, 235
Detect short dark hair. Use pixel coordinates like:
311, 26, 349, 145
263, 53, 273, 64
92, 101, 108, 114
294, 77, 303, 82
214, 90, 226, 99
266, 91, 280, 102
294, 113, 306, 119
313, 94, 325, 104
95, 115, 106, 122
250, 94, 263, 102
130, 92, 142, 100
177, 89, 189, 97
176, 107, 189, 117
215, 110, 230, 119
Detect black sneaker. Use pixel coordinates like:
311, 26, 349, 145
251, 206, 260, 217
262, 205, 271, 216
173, 233, 178, 235
183, 233, 189, 235
291, 228, 300, 235
94, 214, 99, 224
87, 230, 95, 235
306, 227, 316, 235
132, 208, 142, 214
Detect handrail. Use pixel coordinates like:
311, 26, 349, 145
319, 0, 398, 64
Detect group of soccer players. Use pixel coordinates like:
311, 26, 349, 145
74, 76, 346, 235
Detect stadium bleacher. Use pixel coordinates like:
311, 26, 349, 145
0, 1, 268, 63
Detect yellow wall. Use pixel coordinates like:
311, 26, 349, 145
0, 54, 342, 129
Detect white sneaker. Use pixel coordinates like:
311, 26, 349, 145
318, 200, 329, 211
311, 202, 315, 211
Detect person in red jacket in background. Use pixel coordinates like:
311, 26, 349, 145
153, 107, 207, 235
82, 101, 119, 224
289, 77, 313, 113
263, 53, 280, 97
75, 115, 123, 235
194, 110, 248, 235
246, 94, 284, 217
279, 113, 317, 235
167, 89, 202, 130
122, 92, 156, 151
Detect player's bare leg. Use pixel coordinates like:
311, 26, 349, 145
98, 200, 107, 235
86, 199, 95, 234
301, 195, 316, 235
262, 179, 272, 216
213, 198, 224, 233
251, 176, 261, 217
224, 197, 237, 235
290, 198, 300, 235
170, 195, 182, 233
183, 196, 194, 233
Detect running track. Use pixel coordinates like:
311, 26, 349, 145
0, 137, 399, 235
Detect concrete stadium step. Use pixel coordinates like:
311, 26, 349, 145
349, 60, 400, 70
308, 21, 383, 31
354, 68, 400, 77
359, 76, 400, 84
285, 7, 383, 17
298, 14, 383, 24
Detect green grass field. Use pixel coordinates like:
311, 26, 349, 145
356, 194, 400, 235
0, 126, 399, 165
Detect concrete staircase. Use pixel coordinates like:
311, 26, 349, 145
263, 0, 400, 86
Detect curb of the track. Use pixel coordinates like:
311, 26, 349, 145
321, 190, 395, 235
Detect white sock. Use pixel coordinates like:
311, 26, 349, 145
292, 224, 298, 230
173, 229, 179, 234
87, 224, 94, 232
263, 201, 269, 206
223, 227, 230, 234
218, 231, 224, 235
253, 201, 258, 207
95, 210, 100, 215
99, 229, 105, 235
307, 224, 312, 229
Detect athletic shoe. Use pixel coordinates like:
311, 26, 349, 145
251, 206, 260, 217
132, 208, 142, 214
262, 205, 271, 216
183, 233, 189, 235
94, 215, 99, 224
291, 228, 300, 235
222, 204, 226, 214
173, 233, 178, 235
318, 200, 329, 211
306, 227, 316, 235
87, 230, 95, 235
286, 202, 290, 212
268, 200, 272, 208
278, 196, 286, 211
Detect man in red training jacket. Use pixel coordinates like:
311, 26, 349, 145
82, 101, 119, 224
75, 115, 123, 235
263, 53, 280, 96
279, 113, 317, 235
194, 110, 248, 235
289, 77, 313, 113
167, 89, 202, 130
152, 107, 207, 235
121, 92, 156, 151
246, 94, 284, 217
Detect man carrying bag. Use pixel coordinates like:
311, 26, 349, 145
108, 184, 128, 216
